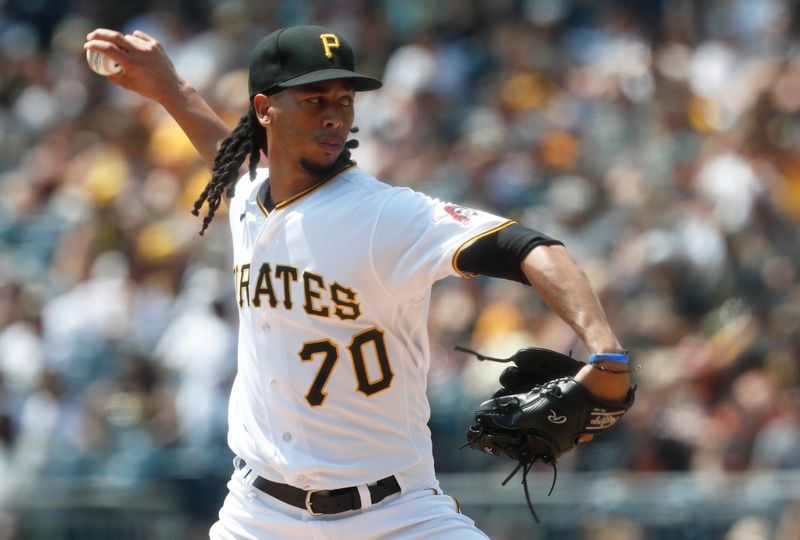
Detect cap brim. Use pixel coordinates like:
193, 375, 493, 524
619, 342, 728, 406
277, 68, 383, 92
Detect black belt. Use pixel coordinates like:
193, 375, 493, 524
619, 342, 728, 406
237, 460, 400, 515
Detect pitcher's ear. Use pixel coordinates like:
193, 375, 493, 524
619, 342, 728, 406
253, 94, 272, 127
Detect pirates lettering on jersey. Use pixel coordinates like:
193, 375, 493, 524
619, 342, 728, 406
252, 263, 278, 308
234, 261, 362, 321
275, 265, 298, 309
330, 282, 361, 320
303, 271, 330, 318
236, 264, 251, 308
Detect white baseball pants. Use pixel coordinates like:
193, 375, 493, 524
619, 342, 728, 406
209, 461, 490, 540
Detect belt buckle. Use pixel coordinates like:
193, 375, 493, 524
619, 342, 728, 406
305, 489, 325, 516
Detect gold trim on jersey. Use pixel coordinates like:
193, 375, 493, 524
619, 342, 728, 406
256, 180, 271, 217
256, 162, 357, 217
451, 220, 516, 278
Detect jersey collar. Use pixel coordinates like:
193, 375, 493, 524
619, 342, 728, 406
256, 162, 356, 217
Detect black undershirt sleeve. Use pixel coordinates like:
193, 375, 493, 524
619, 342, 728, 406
455, 223, 564, 285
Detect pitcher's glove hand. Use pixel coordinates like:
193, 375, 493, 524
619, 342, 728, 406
457, 346, 636, 522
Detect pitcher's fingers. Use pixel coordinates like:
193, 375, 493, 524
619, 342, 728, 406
124, 33, 150, 49
131, 30, 157, 43
578, 434, 594, 443
85, 28, 131, 50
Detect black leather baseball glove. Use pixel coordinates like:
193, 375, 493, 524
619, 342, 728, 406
456, 346, 636, 522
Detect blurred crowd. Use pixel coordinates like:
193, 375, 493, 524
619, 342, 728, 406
1, 0, 799, 532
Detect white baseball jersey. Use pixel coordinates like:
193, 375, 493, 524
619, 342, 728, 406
226, 164, 512, 492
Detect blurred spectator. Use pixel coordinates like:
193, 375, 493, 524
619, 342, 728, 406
155, 267, 235, 447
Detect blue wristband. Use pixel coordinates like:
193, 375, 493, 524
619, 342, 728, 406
587, 353, 629, 364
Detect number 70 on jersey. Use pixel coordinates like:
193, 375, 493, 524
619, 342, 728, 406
298, 327, 394, 406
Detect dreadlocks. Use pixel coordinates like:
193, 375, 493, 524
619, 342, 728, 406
191, 107, 359, 236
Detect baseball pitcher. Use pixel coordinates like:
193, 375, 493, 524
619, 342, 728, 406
85, 24, 634, 539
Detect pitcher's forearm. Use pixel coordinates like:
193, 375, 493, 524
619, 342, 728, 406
160, 80, 231, 169
522, 245, 631, 400
522, 245, 621, 354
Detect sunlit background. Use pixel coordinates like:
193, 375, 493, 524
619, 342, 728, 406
1, 1, 799, 539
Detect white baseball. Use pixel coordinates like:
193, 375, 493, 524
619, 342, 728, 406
86, 49, 122, 76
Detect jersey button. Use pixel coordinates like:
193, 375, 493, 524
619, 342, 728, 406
262, 323, 271, 333
270, 379, 278, 389
282, 432, 292, 442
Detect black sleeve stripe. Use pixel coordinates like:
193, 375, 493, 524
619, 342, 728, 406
455, 223, 564, 285
451, 221, 516, 278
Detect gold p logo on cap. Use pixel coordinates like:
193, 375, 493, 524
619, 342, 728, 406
320, 34, 340, 59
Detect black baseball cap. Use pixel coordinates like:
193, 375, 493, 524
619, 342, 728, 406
248, 25, 382, 98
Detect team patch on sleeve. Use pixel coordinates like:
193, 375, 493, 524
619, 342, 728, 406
436, 204, 478, 225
